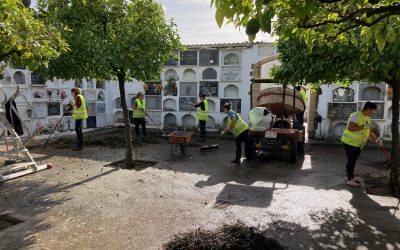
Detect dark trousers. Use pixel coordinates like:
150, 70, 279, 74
235, 129, 253, 161
296, 111, 304, 127
75, 119, 83, 148
199, 120, 206, 138
343, 142, 361, 180
133, 118, 147, 137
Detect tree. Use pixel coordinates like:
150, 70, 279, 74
272, 33, 400, 195
0, 0, 67, 74
212, 0, 400, 196
37, 0, 181, 165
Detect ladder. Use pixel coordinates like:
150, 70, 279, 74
0, 66, 50, 182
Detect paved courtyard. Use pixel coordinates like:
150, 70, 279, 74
0, 132, 399, 249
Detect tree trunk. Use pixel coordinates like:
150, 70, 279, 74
117, 72, 134, 164
389, 78, 400, 196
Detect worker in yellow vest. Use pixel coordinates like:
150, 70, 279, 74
341, 102, 382, 187
223, 103, 253, 164
132, 92, 147, 138
71, 87, 88, 151
295, 85, 307, 128
193, 93, 208, 142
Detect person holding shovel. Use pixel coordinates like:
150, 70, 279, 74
71, 87, 88, 151
132, 92, 147, 138
193, 93, 208, 142
223, 103, 253, 164
341, 101, 383, 187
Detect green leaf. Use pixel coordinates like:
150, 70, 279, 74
375, 33, 385, 52
215, 9, 224, 28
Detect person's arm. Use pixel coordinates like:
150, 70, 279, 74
74, 96, 81, 108
132, 99, 138, 110
194, 101, 204, 110
224, 112, 236, 132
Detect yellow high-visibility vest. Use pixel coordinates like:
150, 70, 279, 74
132, 99, 146, 118
72, 94, 88, 120
228, 111, 249, 137
197, 99, 209, 121
341, 111, 371, 149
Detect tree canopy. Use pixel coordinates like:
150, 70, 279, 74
37, 0, 181, 164
38, 0, 181, 81
0, 0, 67, 72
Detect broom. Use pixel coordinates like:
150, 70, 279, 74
200, 131, 223, 151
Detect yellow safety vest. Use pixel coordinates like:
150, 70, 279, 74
341, 111, 371, 149
228, 111, 249, 137
299, 89, 306, 104
197, 99, 209, 121
72, 94, 88, 120
132, 99, 145, 118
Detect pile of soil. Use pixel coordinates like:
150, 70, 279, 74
163, 222, 284, 250
105, 159, 158, 170
51, 136, 160, 149
363, 174, 393, 197
362, 160, 391, 169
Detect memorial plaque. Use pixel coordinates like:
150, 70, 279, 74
31, 73, 46, 85
32, 103, 46, 117
86, 103, 96, 116
180, 50, 197, 65
332, 87, 355, 102
220, 99, 241, 113
86, 89, 97, 102
145, 96, 162, 110
86, 116, 97, 128
179, 97, 197, 111
221, 66, 241, 81
179, 82, 197, 96
165, 58, 178, 66
328, 103, 357, 119
47, 102, 61, 116
200, 81, 218, 97
97, 103, 106, 114
199, 49, 219, 66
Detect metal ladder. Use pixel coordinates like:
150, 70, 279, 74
0, 66, 49, 182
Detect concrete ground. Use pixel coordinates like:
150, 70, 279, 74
0, 131, 399, 250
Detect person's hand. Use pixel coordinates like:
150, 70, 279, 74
220, 131, 224, 136
224, 128, 229, 133
376, 138, 383, 147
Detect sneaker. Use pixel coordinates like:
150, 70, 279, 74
230, 159, 240, 164
346, 179, 360, 187
354, 177, 362, 183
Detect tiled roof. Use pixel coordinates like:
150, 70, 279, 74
185, 42, 272, 49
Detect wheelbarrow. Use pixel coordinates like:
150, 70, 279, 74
167, 131, 193, 156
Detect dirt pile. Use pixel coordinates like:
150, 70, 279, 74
51, 136, 160, 149
163, 222, 284, 250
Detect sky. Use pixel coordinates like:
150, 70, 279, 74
31, 0, 274, 45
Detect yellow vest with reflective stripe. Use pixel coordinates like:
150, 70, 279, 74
228, 111, 249, 137
132, 99, 145, 118
197, 99, 209, 121
72, 94, 88, 120
341, 111, 371, 149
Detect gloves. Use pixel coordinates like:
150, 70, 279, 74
363, 123, 372, 129
220, 131, 224, 136
376, 138, 383, 147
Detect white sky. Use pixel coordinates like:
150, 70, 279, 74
31, 0, 274, 45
